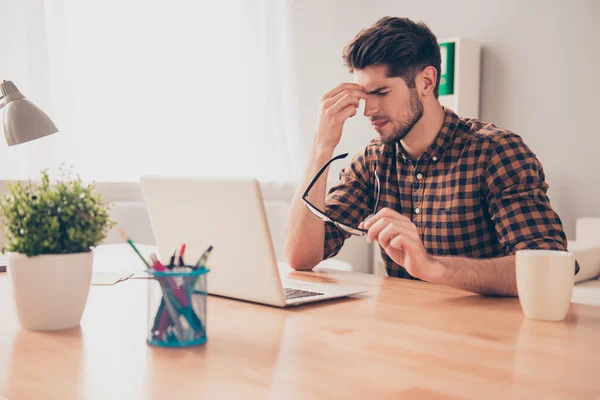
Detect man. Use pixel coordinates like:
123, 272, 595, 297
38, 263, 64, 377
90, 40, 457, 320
284, 16, 569, 296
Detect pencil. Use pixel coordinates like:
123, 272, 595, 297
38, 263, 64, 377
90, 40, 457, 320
119, 228, 151, 269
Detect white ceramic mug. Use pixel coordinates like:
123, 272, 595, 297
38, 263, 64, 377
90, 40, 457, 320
516, 249, 575, 321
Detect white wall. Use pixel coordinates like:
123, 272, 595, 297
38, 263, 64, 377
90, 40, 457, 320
0, 0, 58, 178
289, 0, 600, 241
3, 0, 597, 273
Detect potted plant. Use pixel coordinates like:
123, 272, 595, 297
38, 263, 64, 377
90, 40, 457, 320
0, 167, 115, 331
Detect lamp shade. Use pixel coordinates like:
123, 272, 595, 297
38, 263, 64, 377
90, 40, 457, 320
0, 81, 58, 146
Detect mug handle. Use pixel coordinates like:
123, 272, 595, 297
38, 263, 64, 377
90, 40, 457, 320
575, 259, 580, 276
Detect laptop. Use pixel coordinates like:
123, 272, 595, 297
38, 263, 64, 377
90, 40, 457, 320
140, 176, 367, 307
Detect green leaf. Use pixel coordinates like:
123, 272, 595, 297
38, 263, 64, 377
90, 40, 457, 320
0, 165, 116, 256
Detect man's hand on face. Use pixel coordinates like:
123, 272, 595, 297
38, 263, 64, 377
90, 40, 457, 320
315, 83, 367, 153
360, 208, 439, 281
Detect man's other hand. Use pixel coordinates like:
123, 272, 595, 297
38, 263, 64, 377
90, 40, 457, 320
360, 208, 439, 280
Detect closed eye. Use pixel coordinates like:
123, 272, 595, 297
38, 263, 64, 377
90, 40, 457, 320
374, 92, 389, 96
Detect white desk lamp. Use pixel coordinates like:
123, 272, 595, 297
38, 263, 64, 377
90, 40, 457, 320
0, 80, 58, 145
0, 80, 59, 271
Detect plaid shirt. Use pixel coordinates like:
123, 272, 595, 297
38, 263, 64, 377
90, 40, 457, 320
323, 107, 568, 279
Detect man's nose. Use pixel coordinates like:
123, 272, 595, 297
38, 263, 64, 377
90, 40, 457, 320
363, 97, 378, 117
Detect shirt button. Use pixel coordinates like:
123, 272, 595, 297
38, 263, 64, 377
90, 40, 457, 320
416, 173, 423, 180
432, 156, 438, 162
415, 208, 421, 214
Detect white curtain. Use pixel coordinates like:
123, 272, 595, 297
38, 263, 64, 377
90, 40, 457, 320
0, 0, 301, 182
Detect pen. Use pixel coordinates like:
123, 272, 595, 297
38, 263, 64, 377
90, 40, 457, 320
152, 268, 195, 339
194, 245, 213, 268
149, 252, 169, 337
168, 248, 177, 269
152, 299, 169, 338
119, 228, 151, 269
150, 253, 165, 271
178, 244, 186, 267
161, 289, 186, 342
151, 252, 189, 305
150, 251, 190, 335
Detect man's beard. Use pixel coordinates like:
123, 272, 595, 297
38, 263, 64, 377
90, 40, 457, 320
381, 89, 424, 145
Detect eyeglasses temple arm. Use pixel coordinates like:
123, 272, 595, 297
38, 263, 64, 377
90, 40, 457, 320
302, 153, 348, 198
373, 161, 381, 212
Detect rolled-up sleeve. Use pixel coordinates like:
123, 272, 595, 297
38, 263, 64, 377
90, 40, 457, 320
484, 133, 568, 254
323, 151, 375, 259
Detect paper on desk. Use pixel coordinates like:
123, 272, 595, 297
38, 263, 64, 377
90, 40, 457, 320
92, 272, 134, 286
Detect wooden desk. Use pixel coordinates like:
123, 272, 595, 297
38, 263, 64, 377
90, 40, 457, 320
1, 245, 600, 399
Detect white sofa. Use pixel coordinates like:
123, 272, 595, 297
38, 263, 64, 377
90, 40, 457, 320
0, 180, 372, 272
3, 179, 598, 304
96, 182, 372, 273
569, 218, 600, 306
100, 181, 600, 302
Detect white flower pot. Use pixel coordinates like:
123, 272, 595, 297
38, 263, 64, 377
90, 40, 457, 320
7, 251, 93, 331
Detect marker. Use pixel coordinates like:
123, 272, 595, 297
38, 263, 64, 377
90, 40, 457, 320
194, 245, 213, 268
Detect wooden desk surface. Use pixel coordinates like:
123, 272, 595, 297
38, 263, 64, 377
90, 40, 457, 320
1, 245, 600, 400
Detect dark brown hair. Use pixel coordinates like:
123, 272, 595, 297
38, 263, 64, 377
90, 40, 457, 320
343, 17, 442, 98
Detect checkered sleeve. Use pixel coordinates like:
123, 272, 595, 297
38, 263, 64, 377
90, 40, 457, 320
484, 133, 568, 254
322, 149, 375, 259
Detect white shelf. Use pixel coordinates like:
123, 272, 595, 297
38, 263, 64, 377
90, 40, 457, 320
438, 37, 482, 119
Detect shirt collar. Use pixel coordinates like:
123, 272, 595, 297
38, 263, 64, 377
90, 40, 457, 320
396, 106, 460, 164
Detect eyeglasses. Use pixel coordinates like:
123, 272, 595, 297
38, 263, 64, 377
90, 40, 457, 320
302, 153, 380, 236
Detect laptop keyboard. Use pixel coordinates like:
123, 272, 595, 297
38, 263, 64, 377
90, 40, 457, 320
284, 287, 324, 300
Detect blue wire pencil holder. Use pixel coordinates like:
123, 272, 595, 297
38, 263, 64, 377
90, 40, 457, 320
146, 266, 209, 347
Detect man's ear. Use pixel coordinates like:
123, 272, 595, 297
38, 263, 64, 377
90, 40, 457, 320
419, 66, 438, 96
